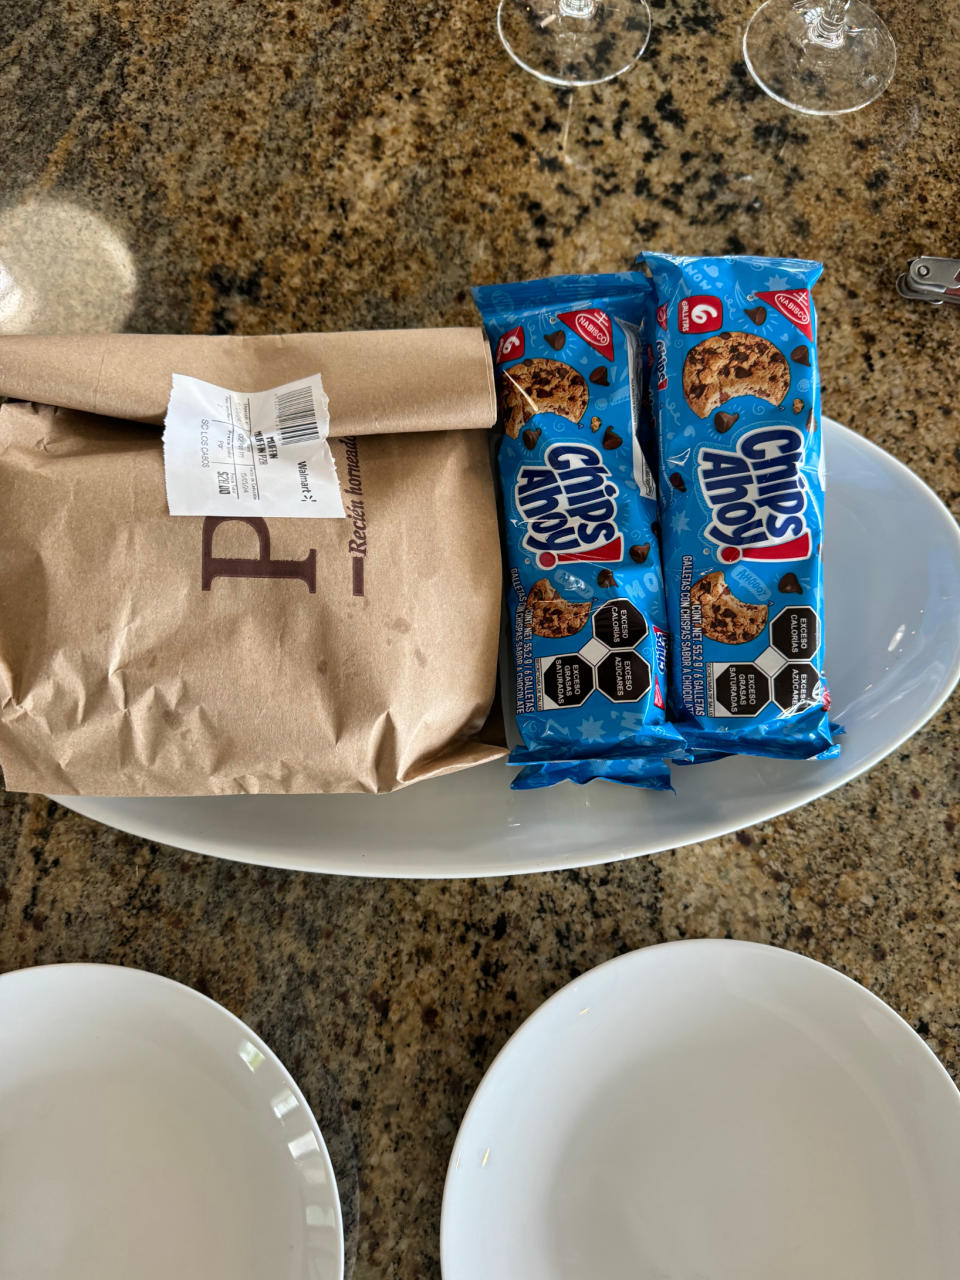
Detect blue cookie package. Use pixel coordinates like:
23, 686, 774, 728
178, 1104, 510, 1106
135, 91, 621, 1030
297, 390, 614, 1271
472, 273, 684, 789
643, 253, 838, 762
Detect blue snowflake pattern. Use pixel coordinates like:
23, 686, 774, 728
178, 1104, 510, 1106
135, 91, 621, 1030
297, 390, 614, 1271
577, 716, 607, 743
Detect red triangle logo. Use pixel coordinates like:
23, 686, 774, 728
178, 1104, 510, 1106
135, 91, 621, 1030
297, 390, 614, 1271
558, 309, 614, 360
755, 290, 813, 340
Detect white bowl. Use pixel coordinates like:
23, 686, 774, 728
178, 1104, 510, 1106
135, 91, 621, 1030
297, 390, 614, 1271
58, 418, 960, 877
0, 964, 344, 1280
441, 940, 960, 1280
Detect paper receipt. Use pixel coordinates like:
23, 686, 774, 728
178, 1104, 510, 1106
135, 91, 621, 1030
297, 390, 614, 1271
162, 372, 345, 518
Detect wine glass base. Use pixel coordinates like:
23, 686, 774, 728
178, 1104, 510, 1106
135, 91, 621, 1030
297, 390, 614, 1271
497, 0, 652, 87
743, 0, 896, 116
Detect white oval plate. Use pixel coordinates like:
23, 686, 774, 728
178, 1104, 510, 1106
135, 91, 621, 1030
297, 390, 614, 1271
57, 419, 960, 877
0, 965, 344, 1280
441, 940, 960, 1280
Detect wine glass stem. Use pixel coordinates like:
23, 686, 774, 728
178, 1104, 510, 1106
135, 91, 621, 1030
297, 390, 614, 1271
558, 0, 597, 17
807, 0, 851, 48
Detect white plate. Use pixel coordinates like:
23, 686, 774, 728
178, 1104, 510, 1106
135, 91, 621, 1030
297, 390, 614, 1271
0, 964, 344, 1280
57, 418, 960, 877
441, 939, 960, 1280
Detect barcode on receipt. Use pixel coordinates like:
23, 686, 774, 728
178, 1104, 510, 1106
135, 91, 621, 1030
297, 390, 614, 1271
274, 385, 321, 447
163, 370, 343, 518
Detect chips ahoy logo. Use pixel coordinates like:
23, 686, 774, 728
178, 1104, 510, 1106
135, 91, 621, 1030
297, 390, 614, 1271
652, 626, 667, 707
652, 624, 667, 674
654, 338, 668, 391
515, 442, 623, 569
697, 426, 812, 563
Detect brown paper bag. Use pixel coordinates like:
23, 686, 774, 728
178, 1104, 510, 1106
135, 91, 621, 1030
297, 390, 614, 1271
0, 331, 507, 796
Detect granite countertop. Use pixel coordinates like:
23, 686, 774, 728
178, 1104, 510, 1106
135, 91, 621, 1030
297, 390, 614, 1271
1, 1, 959, 1276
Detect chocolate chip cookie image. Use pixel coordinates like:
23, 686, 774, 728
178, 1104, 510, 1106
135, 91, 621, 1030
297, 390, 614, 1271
499, 358, 590, 439
682, 332, 790, 419
525, 578, 592, 639
690, 570, 768, 644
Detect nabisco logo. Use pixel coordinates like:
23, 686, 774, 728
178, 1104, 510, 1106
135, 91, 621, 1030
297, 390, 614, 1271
515, 442, 622, 569
576, 311, 609, 347
774, 292, 808, 326
755, 289, 814, 340
697, 425, 813, 564
558, 308, 614, 360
